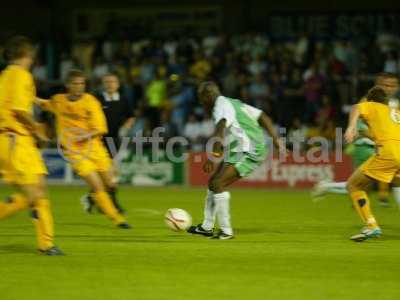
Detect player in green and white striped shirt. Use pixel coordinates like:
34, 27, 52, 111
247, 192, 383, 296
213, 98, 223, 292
187, 81, 285, 239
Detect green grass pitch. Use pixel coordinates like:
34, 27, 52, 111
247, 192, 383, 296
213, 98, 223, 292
0, 186, 400, 300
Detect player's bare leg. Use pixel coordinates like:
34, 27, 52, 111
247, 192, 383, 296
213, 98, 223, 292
81, 171, 130, 229
346, 169, 381, 241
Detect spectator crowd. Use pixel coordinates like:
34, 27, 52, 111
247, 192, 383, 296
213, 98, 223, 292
2, 30, 400, 151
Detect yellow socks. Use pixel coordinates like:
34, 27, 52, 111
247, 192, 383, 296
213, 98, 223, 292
31, 198, 54, 250
92, 191, 125, 225
0, 193, 29, 219
0, 194, 54, 250
350, 191, 378, 228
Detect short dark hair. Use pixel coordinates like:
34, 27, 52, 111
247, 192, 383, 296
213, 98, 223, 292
3, 36, 34, 61
198, 81, 221, 97
366, 86, 387, 103
65, 69, 85, 83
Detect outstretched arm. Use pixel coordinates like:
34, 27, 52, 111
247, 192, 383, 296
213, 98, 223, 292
344, 104, 360, 144
35, 97, 54, 112
258, 112, 285, 151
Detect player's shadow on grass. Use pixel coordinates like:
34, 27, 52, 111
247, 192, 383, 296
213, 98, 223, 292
0, 244, 34, 254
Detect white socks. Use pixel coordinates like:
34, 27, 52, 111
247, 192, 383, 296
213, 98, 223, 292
392, 187, 400, 207
202, 189, 216, 231
213, 191, 233, 235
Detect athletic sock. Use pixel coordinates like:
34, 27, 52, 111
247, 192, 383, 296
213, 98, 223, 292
0, 193, 29, 219
392, 187, 400, 208
201, 189, 216, 231
31, 198, 54, 250
349, 191, 378, 228
214, 191, 233, 235
92, 191, 125, 224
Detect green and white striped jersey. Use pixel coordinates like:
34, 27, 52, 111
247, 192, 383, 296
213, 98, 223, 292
212, 96, 266, 154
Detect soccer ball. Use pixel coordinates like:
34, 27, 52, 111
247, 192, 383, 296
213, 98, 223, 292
165, 208, 192, 231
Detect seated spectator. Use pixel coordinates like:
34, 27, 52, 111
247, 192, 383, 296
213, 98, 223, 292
202, 29, 220, 58
199, 113, 215, 144
160, 110, 178, 142
319, 119, 336, 148
32, 58, 48, 82
183, 114, 202, 151
169, 79, 195, 134
288, 117, 308, 152
128, 107, 152, 138
190, 52, 212, 80
303, 62, 326, 123
248, 53, 267, 76
145, 68, 167, 128
315, 95, 335, 126
248, 74, 270, 109
383, 51, 398, 74
59, 53, 78, 81
93, 57, 110, 81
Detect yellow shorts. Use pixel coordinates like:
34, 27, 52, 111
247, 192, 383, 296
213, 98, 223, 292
63, 139, 112, 177
0, 133, 47, 185
361, 142, 400, 183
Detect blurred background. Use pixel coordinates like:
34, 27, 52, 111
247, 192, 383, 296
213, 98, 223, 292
1, 0, 399, 185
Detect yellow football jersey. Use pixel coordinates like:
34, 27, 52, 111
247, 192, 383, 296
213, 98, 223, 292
0, 65, 36, 135
358, 102, 400, 144
42, 93, 108, 148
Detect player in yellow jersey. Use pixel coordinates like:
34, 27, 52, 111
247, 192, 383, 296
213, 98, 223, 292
312, 73, 399, 206
0, 36, 64, 255
345, 84, 400, 241
35, 70, 131, 229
